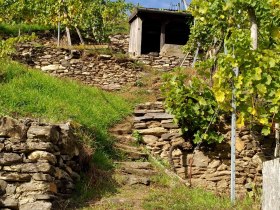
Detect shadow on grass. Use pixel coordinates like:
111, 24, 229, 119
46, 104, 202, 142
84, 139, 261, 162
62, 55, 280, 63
63, 127, 123, 210
66, 165, 120, 210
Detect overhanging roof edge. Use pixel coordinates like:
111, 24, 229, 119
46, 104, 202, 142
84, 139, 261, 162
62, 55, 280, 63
128, 7, 192, 23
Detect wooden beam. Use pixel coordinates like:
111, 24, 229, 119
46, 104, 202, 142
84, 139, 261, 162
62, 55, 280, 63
160, 23, 166, 50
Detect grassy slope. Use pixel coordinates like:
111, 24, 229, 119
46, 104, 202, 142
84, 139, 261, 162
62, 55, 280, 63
0, 60, 132, 148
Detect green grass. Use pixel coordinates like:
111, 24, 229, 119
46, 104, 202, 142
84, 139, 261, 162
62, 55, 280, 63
143, 185, 256, 210
144, 169, 257, 210
0, 23, 50, 36
144, 159, 258, 210
0, 60, 132, 148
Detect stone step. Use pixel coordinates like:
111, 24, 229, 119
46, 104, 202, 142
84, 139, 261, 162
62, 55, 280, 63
115, 143, 148, 160
117, 162, 156, 176
121, 167, 156, 177
114, 143, 141, 152
112, 134, 136, 145
117, 162, 152, 170
122, 174, 150, 186
109, 121, 133, 135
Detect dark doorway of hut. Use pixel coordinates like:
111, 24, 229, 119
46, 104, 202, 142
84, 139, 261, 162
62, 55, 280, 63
141, 20, 161, 54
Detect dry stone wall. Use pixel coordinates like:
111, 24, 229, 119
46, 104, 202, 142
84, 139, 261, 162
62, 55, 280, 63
14, 42, 143, 91
13, 34, 193, 92
135, 54, 193, 71
0, 117, 81, 210
133, 102, 274, 196
109, 34, 129, 54
110, 34, 193, 71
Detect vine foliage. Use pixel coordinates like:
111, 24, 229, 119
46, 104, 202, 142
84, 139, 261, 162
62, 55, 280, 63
0, 0, 132, 43
161, 69, 223, 144
184, 0, 280, 135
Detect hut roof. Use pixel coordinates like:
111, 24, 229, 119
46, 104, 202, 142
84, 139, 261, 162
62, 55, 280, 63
129, 7, 192, 23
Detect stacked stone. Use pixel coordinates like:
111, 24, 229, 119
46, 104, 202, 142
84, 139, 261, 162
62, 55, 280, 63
109, 34, 193, 71
133, 102, 274, 196
109, 34, 129, 53
133, 102, 188, 179
134, 54, 193, 71
186, 129, 269, 195
14, 35, 194, 91
0, 117, 80, 210
14, 44, 143, 91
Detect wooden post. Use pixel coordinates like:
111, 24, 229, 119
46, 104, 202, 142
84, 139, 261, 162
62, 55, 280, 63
275, 123, 280, 157
136, 18, 142, 56
57, 22, 61, 47
65, 26, 72, 47
160, 23, 166, 50
75, 27, 85, 45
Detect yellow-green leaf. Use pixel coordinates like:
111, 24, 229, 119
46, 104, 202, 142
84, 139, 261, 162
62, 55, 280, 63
236, 114, 245, 128
256, 84, 267, 94
215, 90, 225, 102
259, 118, 268, 125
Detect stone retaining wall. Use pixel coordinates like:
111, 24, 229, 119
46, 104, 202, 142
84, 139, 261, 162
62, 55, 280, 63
135, 54, 193, 71
0, 117, 81, 210
110, 34, 193, 71
13, 34, 193, 92
13, 43, 143, 91
133, 102, 274, 196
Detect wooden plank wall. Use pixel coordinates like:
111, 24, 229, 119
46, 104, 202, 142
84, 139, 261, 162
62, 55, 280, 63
129, 17, 142, 56
262, 158, 280, 210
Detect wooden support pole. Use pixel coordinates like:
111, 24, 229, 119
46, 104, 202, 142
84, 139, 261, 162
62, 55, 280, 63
160, 23, 166, 51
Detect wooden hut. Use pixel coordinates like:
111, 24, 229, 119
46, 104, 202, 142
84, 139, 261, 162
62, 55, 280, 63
128, 8, 193, 56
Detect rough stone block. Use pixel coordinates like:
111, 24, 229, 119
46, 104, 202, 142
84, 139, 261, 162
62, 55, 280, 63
144, 113, 174, 120
0, 117, 22, 138
16, 181, 57, 193
172, 149, 182, 157
208, 160, 221, 169
53, 167, 72, 181
134, 109, 147, 116
28, 151, 57, 165
0, 180, 7, 195
0, 197, 18, 209
217, 163, 229, 172
26, 140, 54, 152
0, 172, 31, 182
189, 151, 210, 168
161, 133, 174, 141
142, 135, 158, 145
0, 153, 22, 165
57, 123, 79, 158
217, 180, 228, 189
138, 127, 167, 137
134, 123, 147, 129
0, 143, 4, 152
236, 137, 245, 152
32, 173, 54, 182
147, 121, 162, 128
19, 201, 52, 210
5, 184, 16, 195
27, 125, 60, 143
3, 162, 54, 173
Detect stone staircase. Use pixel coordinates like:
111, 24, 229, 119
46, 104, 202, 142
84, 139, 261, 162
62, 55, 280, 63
90, 118, 158, 209
110, 118, 155, 186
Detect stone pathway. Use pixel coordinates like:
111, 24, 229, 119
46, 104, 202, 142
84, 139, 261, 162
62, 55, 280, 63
88, 118, 160, 209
